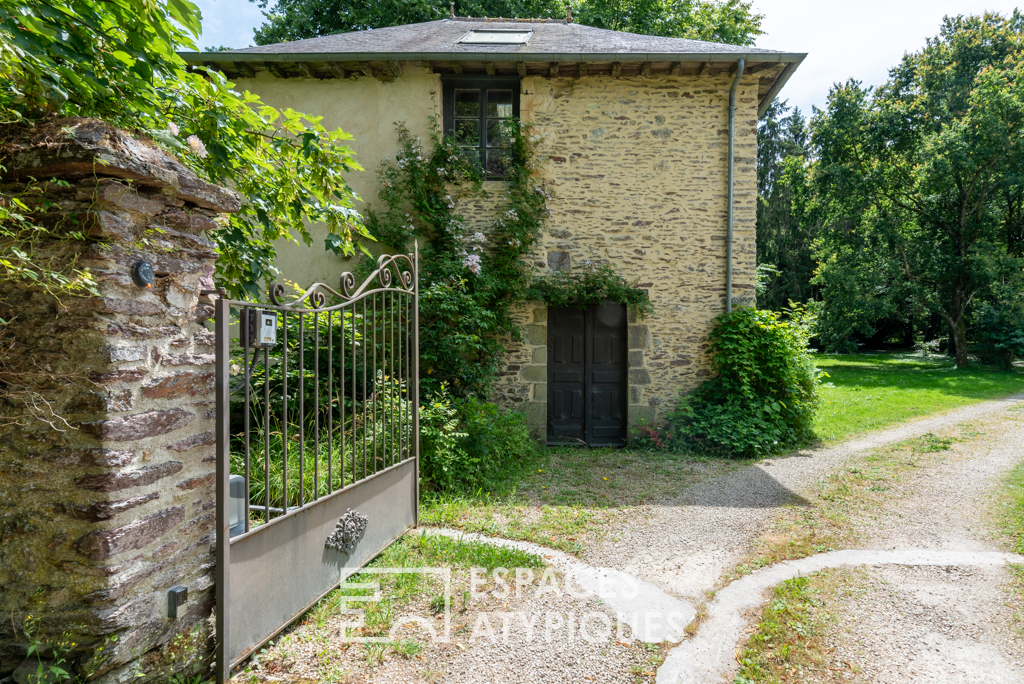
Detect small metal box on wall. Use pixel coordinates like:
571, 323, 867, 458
240, 309, 278, 348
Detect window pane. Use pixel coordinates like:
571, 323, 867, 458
487, 119, 512, 146
454, 120, 480, 146
487, 90, 514, 118
460, 147, 481, 169
454, 89, 481, 117
486, 148, 512, 176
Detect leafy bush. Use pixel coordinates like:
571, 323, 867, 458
459, 396, 538, 489
419, 386, 536, 493
527, 262, 652, 318
669, 307, 823, 457
418, 386, 470, 493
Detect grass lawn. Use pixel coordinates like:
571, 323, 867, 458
813, 352, 1024, 442
996, 444, 1024, 635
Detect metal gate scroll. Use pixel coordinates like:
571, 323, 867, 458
214, 249, 419, 681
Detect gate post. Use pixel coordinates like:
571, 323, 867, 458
0, 118, 239, 682
214, 295, 231, 683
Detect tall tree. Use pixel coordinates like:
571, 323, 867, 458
811, 12, 1024, 366
756, 99, 815, 310
250, 0, 763, 46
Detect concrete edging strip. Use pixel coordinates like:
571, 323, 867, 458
655, 549, 1024, 684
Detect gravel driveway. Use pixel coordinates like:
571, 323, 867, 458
796, 402, 1024, 683
584, 395, 1024, 603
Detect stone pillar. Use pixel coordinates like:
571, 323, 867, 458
0, 119, 239, 682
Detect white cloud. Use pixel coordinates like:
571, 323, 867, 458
754, 0, 1023, 116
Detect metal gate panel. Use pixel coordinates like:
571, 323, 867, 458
225, 458, 416, 666
214, 250, 419, 681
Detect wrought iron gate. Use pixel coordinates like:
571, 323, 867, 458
213, 250, 419, 681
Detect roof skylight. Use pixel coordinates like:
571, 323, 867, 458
458, 29, 533, 45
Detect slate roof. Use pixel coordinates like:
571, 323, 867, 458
181, 18, 804, 114
228, 18, 798, 61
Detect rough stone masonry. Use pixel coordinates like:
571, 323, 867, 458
490, 73, 759, 437
0, 119, 237, 682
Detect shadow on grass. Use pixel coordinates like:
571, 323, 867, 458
816, 352, 1024, 397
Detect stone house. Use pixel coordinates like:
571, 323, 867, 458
184, 16, 803, 446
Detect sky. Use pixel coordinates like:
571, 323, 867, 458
191, 0, 1024, 115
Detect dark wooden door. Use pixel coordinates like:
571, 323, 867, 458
547, 302, 628, 446
547, 307, 586, 443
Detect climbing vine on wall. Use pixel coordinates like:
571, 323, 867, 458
367, 118, 651, 397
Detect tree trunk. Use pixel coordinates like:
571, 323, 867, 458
949, 316, 969, 368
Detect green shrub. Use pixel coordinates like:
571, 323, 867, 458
459, 396, 538, 491
669, 307, 823, 457
418, 385, 470, 493
419, 386, 537, 493
973, 301, 1024, 370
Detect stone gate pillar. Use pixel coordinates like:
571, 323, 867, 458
0, 119, 239, 682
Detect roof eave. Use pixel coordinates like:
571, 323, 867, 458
756, 54, 805, 117
179, 51, 806, 64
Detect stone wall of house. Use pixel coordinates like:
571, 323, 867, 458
486, 73, 759, 435
225, 67, 758, 437
0, 119, 237, 682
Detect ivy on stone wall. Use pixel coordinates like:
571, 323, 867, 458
366, 118, 650, 397
527, 262, 652, 316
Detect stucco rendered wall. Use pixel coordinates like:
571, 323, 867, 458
233, 68, 758, 436
230, 68, 442, 286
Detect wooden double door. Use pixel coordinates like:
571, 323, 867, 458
547, 302, 628, 447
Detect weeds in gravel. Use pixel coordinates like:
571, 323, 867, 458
1000, 458, 1024, 554
235, 532, 545, 681
420, 448, 740, 553
997, 457, 1024, 635
630, 642, 669, 683
734, 573, 836, 684
729, 429, 969, 580
421, 494, 609, 555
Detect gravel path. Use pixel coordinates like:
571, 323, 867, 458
793, 402, 1024, 683
422, 395, 1024, 684
655, 549, 1024, 684
656, 397, 1024, 684
585, 395, 1024, 601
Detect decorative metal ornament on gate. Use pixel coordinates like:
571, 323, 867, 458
214, 248, 420, 682
325, 508, 369, 553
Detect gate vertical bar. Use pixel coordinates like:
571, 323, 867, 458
281, 312, 289, 515
327, 310, 333, 493
242, 312, 250, 527
314, 310, 320, 500
412, 242, 420, 525
214, 295, 231, 684
372, 292, 378, 473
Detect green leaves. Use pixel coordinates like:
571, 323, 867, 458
670, 307, 823, 457
1, 0, 368, 299
810, 11, 1024, 362
528, 263, 652, 316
